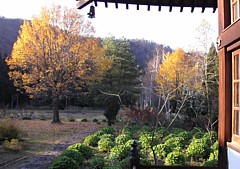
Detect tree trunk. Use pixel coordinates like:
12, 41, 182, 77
52, 97, 61, 123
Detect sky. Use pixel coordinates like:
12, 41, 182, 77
0, 0, 218, 52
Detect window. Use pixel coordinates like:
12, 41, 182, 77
232, 49, 240, 144
232, 0, 240, 23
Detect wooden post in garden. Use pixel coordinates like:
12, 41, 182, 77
130, 140, 140, 169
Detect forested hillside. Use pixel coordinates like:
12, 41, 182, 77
0, 17, 24, 54
0, 17, 171, 68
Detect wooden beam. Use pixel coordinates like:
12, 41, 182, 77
218, 47, 232, 169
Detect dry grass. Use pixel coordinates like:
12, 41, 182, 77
0, 111, 106, 168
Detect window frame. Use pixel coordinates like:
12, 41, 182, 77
232, 49, 240, 145
231, 0, 240, 23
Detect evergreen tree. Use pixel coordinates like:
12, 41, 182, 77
202, 43, 219, 124
94, 37, 142, 125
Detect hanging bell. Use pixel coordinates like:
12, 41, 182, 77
87, 5, 95, 18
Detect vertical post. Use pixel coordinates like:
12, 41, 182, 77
130, 140, 140, 169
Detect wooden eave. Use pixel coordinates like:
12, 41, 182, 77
76, 0, 217, 12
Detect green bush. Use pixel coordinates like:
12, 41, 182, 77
171, 128, 185, 135
0, 120, 21, 141
164, 151, 185, 166
98, 137, 115, 152
90, 156, 105, 169
22, 116, 32, 120
81, 118, 88, 122
68, 116, 76, 122
109, 144, 131, 161
156, 127, 169, 139
186, 138, 211, 159
139, 132, 158, 151
67, 143, 93, 159
204, 131, 218, 143
100, 126, 115, 135
83, 134, 100, 147
153, 143, 171, 159
93, 118, 99, 123
115, 133, 132, 145
49, 156, 79, 169
61, 149, 83, 165
163, 133, 177, 142
193, 131, 205, 139
164, 136, 186, 149
211, 141, 218, 151
100, 134, 115, 142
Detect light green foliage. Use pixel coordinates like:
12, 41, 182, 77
115, 133, 132, 145
61, 149, 83, 165
49, 156, 79, 169
153, 144, 171, 159
98, 137, 115, 152
83, 134, 100, 147
109, 144, 131, 161
164, 151, 185, 166
100, 126, 115, 135
100, 134, 115, 142
139, 132, 159, 152
67, 143, 93, 159
186, 138, 211, 159
3, 139, 22, 151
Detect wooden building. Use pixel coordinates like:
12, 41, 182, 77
77, 0, 240, 169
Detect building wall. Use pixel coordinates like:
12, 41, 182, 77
228, 148, 240, 169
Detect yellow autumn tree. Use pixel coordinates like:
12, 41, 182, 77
7, 5, 111, 123
155, 48, 199, 113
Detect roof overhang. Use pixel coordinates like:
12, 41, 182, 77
76, 0, 218, 13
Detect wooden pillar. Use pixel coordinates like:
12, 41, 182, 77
218, 47, 232, 169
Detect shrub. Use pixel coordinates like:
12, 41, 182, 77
204, 150, 218, 167
139, 132, 158, 152
163, 133, 177, 142
109, 144, 131, 161
92, 118, 99, 123
68, 116, 76, 122
186, 138, 211, 159
49, 156, 79, 169
98, 137, 115, 152
204, 131, 218, 143
0, 120, 21, 141
171, 128, 185, 135
100, 134, 115, 142
67, 143, 93, 159
164, 136, 186, 149
156, 127, 169, 139
164, 151, 185, 166
115, 133, 132, 145
100, 126, 115, 135
153, 143, 171, 159
90, 156, 105, 169
211, 141, 218, 151
22, 116, 32, 120
83, 134, 100, 147
193, 131, 205, 139
61, 149, 83, 165
81, 118, 88, 122
3, 139, 22, 152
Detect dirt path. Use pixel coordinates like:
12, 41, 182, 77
0, 120, 105, 169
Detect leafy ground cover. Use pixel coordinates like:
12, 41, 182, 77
49, 125, 218, 168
